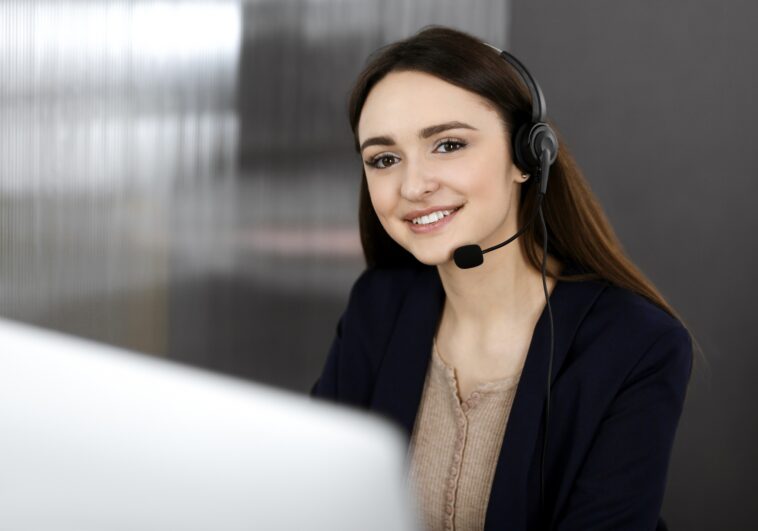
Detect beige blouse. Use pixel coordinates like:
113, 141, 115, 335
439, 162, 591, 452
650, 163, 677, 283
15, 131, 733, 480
407, 339, 522, 531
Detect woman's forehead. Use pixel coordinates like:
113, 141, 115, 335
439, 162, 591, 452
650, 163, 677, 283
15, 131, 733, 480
358, 71, 500, 141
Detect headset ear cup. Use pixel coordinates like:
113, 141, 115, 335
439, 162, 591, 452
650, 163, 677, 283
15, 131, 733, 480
528, 123, 559, 166
513, 124, 533, 175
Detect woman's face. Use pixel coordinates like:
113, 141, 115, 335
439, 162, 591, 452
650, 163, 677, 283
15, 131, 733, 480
357, 70, 526, 267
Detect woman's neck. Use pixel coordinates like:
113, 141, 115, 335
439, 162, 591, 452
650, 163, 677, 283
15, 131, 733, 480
436, 242, 561, 341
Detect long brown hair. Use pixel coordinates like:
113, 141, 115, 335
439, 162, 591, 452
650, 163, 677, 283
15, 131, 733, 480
347, 25, 698, 352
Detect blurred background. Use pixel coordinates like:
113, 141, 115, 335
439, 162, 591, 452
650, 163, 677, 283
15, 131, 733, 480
0, 0, 754, 529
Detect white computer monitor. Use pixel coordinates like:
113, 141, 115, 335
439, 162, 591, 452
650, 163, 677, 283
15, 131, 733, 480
0, 318, 419, 531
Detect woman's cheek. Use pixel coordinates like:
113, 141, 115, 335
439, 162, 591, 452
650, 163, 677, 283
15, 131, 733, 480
368, 179, 396, 218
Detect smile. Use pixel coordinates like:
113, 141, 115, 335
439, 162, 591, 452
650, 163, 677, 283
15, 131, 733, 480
407, 206, 462, 234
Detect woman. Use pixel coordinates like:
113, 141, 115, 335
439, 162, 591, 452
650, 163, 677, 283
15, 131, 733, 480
311, 26, 693, 531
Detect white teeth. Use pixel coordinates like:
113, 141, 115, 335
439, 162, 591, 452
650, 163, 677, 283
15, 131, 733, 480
412, 209, 453, 225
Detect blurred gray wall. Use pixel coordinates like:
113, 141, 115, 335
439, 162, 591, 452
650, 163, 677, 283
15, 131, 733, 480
1, 1, 753, 529
0, 1, 241, 354
510, 1, 757, 529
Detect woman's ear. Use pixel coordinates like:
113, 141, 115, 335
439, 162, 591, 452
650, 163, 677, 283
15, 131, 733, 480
507, 161, 529, 183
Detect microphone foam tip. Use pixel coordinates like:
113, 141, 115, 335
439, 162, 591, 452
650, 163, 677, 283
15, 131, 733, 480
453, 245, 484, 269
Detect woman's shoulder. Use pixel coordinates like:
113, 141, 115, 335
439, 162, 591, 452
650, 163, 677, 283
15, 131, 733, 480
588, 281, 687, 342
569, 278, 692, 381
339, 265, 433, 332
347, 265, 431, 308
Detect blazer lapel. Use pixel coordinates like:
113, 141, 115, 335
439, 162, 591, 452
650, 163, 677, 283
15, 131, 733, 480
483, 268, 607, 530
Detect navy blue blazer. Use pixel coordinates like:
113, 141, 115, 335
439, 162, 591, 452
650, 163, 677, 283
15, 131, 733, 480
311, 263, 693, 530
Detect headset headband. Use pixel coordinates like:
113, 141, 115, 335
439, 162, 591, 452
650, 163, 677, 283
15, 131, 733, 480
482, 42, 546, 124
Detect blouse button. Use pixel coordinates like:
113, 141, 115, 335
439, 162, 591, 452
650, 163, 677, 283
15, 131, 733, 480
445, 504, 454, 515
446, 492, 454, 502
471, 391, 481, 400
461, 402, 469, 412
450, 466, 458, 477
453, 453, 460, 464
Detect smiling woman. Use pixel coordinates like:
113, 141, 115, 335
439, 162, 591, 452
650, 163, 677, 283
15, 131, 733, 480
358, 70, 522, 268
312, 26, 694, 531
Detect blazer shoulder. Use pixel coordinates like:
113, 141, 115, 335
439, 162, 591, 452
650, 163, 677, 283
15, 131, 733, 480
347, 266, 426, 317
590, 283, 687, 338
573, 282, 693, 380
341, 265, 428, 354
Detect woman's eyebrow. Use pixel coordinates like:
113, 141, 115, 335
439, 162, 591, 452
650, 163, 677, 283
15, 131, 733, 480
360, 121, 477, 153
420, 121, 477, 138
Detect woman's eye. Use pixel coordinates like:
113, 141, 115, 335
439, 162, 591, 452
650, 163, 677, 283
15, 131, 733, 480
366, 154, 399, 170
365, 140, 465, 170
435, 139, 467, 153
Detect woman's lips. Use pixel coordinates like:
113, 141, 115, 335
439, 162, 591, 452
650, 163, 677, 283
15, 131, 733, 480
406, 206, 462, 234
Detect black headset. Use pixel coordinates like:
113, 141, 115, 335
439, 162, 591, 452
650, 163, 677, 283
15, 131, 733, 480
487, 42, 559, 193
452, 43, 559, 530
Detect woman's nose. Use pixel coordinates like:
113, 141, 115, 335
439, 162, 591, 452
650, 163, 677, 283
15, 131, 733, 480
400, 160, 439, 201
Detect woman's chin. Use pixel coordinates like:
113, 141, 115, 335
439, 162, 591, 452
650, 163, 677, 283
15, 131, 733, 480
407, 246, 458, 267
